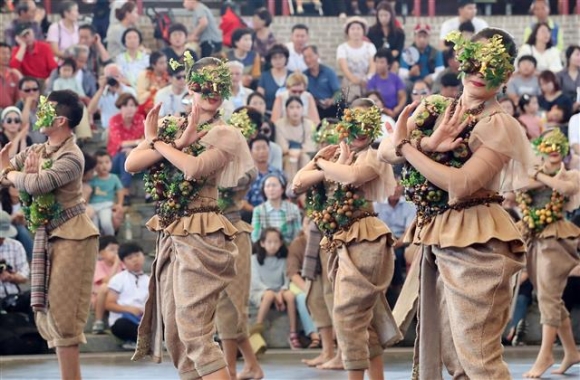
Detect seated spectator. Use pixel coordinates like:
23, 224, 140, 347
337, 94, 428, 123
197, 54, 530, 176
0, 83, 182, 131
89, 150, 125, 236
410, 79, 431, 104
52, 58, 86, 98
303, 45, 341, 119
366, 1, 405, 64
287, 218, 322, 349
252, 7, 277, 60
439, 72, 461, 98
271, 73, 319, 125
0, 187, 33, 261
258, 44, 290, 111
367, 48, 406, 118
439, 0, 487, 48
78, 24, 112, 78
250, 228, 301, 349
399, 24, 444, 90
0, 42, 22, 109
87, 63, 136, 130
499, 97, 518, 118
183, 0, 223, 58
0, 211, 30, 315
432, 48, 461, 94
538, 70, 573, 116
458, 20, 475, 40
523, 0, 564, 51
107, 93, 144, 198
544, 104, 569, 131
275, 96, 316, 183
91, 236, 122, 334
106, 1, 139, 58
517, 22, 563, 73
9, 22, 57, 82
222, 61, 253, 121
46, 44, 98, 100
3, 0, 43, 47
105, 242, 149, 350
226, 28, 261, 88
14, 77, 44, 144
251, 175, 301, 245
115, 28, 150, 88
136, 51, 169, 116
161, 23, 198, 70
569, 112, 579, 155
248, 92, 268, 117
337, 17, 376, 102
246, 94, 283, 170
507, 55, 541, 104
285, 24, 309, 73
155, 67, 189, 118
46, 1, 79, 59
518, 94, 543, 139
557, 45, 580, 114
0, 107, 31, 158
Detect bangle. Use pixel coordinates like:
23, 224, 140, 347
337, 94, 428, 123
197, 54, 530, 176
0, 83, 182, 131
313, 156, 322, 171
533, 170, 542, 181
149, 137, 160, 150
0, 165, 16, 181
395, 139, 411, 157
412, 135, 426, 154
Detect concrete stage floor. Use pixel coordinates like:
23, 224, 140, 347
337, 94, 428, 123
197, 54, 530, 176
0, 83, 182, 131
1, 347, 579, 379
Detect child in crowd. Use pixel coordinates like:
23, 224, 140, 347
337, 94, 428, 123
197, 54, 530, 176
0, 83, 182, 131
89, 150, 124, 236
366, 48, 406, 119
91, 236, 123, 334
518, 94, 543, 139
105, 242, 149, 350
52, 58, 86, 98
250, 174, 302, 245
250, 228, 301, 349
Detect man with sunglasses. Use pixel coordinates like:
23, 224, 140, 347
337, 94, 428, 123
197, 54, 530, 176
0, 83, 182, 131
154, 67, 189, 117
9, 23, 57, 82
15, 77, 45, 144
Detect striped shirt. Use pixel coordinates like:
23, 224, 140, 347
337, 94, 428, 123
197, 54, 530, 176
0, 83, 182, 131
250, 200, 302, 245
0, 238, 29, 298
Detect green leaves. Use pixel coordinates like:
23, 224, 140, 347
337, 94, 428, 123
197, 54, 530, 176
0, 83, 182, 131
34, 96, 56, 131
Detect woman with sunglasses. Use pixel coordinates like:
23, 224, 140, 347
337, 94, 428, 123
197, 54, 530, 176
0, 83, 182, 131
0, 106, 31, 158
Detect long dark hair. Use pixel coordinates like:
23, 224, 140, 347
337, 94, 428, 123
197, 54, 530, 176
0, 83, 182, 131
369, 1, 397, 35
254, 227, 287, 265
0, 187, 13, 215
525, 22, 553, 49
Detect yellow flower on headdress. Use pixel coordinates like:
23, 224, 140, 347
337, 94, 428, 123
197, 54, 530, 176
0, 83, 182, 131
532, 128, 570, 157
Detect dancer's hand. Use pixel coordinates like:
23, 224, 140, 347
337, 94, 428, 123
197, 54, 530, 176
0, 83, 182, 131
392, 101, 419, 146
0, 142, 13, 171
144, 103, 162, 142
314, 144, 338, 161
337, 141, 354, 165
176, 104, 206, 149
422, 103, 470, 152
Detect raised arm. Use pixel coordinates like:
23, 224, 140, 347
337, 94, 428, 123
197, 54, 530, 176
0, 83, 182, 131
534, 167, 579, 196
291, 145, 336, 194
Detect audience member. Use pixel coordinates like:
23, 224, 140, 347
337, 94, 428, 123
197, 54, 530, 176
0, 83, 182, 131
285, 24, 310, 72
106, 1, 139, 58
507, 55, 541, 104
0, 187, 33, 260
523, 0, 564, 51
439, 72, 461, 98
91, 236, 123, 334
52, 58, 86, 98
517, 22, 563, 73
518, 94, 543, 139
366, 1, 405, 63
432, 48, 461, 94
252, 7, 277, 60
367, 48, 406, 118
4, 0, 43, 47
337, 17, 376, 102
46, 1, 79, 59
0, 211, 30, 312
136, 51, 169, 115
439, 0, 488, 48
271, 72, 319, 125
78, 24, 112, 78
258, 44, 290, 111
399, 24, 444, 89
15, 77, 44, 144
161, 23, 199, 69
538, 70, 573, 117
155, 67, 189, 118
0, 42, 22, 109
89, 150, 125, 236
226, 28, 261, 88
9, 22, 57, 81
303, 45, 341, 119
0, 106, 31, 158
183, 0, 223, 57
557, 45, 580, 113
222, 61, 253, 120
105, 242, 149, 350
115, 28, 149, 88
46, 44, 98, 99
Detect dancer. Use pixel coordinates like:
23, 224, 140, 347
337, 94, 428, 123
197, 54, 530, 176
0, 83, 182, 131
125, 56, 254, 380
293, 99, 402, 380
0, 90, 99, 380
379, 28, 534, 379
519, 128, 580, 378
215, 106, 264, 380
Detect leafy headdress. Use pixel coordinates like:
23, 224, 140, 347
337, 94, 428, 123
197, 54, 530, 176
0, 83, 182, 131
34, 96, 57, 131
335, 106, 382, 143
169, 52, 232, 100
228, 108, 257, 138
532, 128, 570, 157
313, 118, 340, 146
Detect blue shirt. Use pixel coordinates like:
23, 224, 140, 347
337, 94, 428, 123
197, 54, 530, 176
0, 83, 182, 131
367, 73, 405, 109
303, 64, 341, 101
258, 70, 288, 110
374, 197, 416, 238
89, 174, 123, 204
400, 44, 444, 82
245, 167, 286, 207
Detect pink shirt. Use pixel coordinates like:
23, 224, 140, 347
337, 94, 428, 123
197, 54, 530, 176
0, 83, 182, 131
91, 259, 123, 304
46, 20, 79, 53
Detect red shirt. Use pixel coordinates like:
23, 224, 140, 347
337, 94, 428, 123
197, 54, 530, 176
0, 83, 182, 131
0, 68, 20, 109
107, 113, 145, 157
9, 41, 58, 80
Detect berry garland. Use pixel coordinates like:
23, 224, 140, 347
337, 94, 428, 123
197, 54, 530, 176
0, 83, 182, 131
19, 159, 62, 232
34, 96, 56, 131
335, 106, 382, 143
517, 186, 566, 235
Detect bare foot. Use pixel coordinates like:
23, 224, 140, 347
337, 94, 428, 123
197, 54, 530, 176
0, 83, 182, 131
237, 366, 264, 380
523, 355, 554, 378
551, 353, 580, 375
316, 354, 344, 370
302, 353, 333, 367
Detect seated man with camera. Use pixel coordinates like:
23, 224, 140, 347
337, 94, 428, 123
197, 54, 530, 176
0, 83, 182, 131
0, 210, 29, 314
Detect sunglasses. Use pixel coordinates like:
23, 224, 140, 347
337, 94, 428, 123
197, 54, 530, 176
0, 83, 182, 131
4, 117, 21, 124
412, 90, 429, 96
175, 75, 186, 80
23, 87, 39, 93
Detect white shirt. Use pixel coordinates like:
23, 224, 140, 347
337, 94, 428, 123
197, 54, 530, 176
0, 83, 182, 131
516, 45, 563, 73
569, 113, 579, 152
154, 85, 188, 117
221, 86, 253, 121
97, 84, 136, 128
285, 42, 307, 73
107, 270, 150, 326
439, 17, 489, 40
115, 51, 150, 88
336, 42, 377, 79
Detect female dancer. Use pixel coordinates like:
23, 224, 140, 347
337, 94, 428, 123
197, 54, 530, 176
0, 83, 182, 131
215, 106, 263, 380
518, 128, 580, 378
379, 28, 534, 379
293, 99, 401, 380
125, 56, 254, 380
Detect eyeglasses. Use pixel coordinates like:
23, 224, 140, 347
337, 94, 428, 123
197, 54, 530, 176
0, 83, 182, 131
412, 90, 429, 96
23, 87, 39, 93
175, 75, 186, 80
4, 117, 21, 124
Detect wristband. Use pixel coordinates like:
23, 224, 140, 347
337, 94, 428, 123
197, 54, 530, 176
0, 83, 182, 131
395, 139, 411, 157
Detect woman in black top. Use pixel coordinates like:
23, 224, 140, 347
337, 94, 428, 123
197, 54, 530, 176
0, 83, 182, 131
366, 2, 405, 63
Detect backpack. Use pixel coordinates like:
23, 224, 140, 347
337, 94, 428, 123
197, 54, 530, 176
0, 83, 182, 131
146, 8, 174, 45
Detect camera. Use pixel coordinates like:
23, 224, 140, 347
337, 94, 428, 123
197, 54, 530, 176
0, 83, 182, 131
0, 259, 13, 274
106, 77, 119, 87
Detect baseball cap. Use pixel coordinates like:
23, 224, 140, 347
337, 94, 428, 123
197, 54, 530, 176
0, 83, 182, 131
414, 23, 431, 35
15, 22, 33, 37
0, 211, 17, 239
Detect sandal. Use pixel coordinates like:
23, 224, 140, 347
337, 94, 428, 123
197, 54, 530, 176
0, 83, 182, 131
307, 337, 321, 349
288, 332, 302, 350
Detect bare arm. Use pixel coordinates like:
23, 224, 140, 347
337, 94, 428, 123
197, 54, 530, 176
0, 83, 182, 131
87, 85, 106, 116
534, 170, 578, 196
153, 141, 230, 180
306, 94, 320, 125
271, 95, 282, 122
190, 16, 208, 41
105, 291, 142, 315
124, 139, 164, 173
317, 158, 378, 187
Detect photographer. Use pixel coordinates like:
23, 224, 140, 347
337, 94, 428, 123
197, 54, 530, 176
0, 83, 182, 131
0, 210, 29, 313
